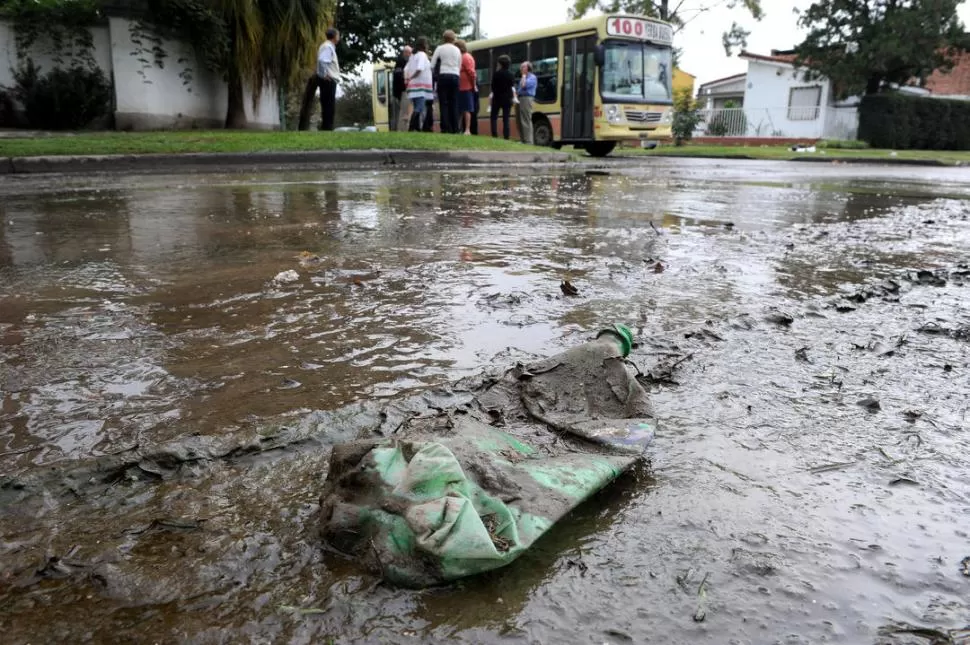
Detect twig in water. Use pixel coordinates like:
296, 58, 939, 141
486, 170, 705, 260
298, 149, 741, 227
807, 461, 857, 474
369, 538, 385, 579
649, 221, 662, 236
693, 572, 710, 622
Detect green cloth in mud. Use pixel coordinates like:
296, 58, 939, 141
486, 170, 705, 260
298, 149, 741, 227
319, 329, 656, 587
321, 421, 645, 587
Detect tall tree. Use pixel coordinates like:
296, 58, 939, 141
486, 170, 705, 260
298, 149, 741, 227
217, 0, 334, 127
139, 0, 334, 128
795, 0, 967, 97
570, 0, 763, 54
334, 0, 470, 74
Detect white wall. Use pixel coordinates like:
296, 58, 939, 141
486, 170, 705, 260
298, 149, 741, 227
0, 18, 279, 130
822, 106, 858, 140
0, 20, 113, 93
108, 18, 278, 130
743, 59, 830, 139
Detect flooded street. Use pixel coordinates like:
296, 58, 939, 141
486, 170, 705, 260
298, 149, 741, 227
1, 158, 969, 644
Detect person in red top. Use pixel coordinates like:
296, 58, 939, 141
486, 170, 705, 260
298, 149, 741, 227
456, 40, 477, 135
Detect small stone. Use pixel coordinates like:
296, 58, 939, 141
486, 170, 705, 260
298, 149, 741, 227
857, 397, 881, 412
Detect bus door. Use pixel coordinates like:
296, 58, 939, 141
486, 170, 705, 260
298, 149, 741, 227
373, 68, 391, 131
562, 34, 596, 141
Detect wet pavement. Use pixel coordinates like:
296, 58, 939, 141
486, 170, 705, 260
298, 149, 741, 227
1, 158, 969, 644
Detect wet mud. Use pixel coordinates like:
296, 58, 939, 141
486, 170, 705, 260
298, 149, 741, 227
1, 159, 969, 644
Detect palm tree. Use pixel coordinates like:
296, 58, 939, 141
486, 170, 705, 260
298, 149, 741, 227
215, 0, 334, 128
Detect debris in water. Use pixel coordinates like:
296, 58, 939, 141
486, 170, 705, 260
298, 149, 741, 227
653, 261, 665, 273
273, 270, 300, 285
794, 347, 811, 362
808, 461, 856, 474
764, 310, 794, 327
278, 378, 302, 390
857, 397, 882, 412
693, 572, 710, 622
278, 605, 327, 615
298, 251, 324, 268
913, 269, 947, 287
889, 477, 919, 486
566, 556, 589, 576
560, 280, 580, 297
961, 556, 970, 576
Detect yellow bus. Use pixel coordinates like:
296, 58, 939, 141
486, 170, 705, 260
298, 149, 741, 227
372, 14, 675, 156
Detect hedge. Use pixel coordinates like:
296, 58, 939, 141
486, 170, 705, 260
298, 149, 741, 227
859, 92, 970, 150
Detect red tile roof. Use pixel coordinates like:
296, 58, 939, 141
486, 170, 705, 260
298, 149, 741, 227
925, 51, 970, 96
740, 50, 799, 65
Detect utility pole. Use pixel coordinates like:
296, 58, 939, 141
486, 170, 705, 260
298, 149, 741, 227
469, 0, 482, 40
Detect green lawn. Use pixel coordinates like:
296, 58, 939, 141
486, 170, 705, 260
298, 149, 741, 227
0, 130, 536, 157
626, 144, 970, 165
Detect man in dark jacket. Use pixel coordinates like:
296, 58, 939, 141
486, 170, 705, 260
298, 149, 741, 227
391, 45, 411, 131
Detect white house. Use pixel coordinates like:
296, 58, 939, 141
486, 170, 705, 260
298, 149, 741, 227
0, 16, 279, 130
697, 72, 746, 110
695, 50, 858, 140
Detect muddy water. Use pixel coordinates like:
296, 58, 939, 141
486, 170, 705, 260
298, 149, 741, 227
1, 159, 969, 644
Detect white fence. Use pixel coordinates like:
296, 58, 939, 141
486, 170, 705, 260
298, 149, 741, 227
695, 106, 858, 140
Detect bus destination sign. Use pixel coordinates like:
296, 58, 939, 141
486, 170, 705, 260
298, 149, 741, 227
606, 17, 674, 44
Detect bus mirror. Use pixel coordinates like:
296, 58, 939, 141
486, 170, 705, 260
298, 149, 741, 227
594, 45, 605, 67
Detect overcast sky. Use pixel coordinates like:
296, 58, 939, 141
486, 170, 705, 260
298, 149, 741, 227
479, 0, 970, 86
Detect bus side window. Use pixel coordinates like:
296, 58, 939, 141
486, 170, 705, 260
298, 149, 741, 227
508, 42, 528, 81
375, 69, 388, 105
532, 37, 558, 103
474, 49, 491, 97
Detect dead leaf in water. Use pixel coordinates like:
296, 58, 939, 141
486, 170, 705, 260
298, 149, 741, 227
560, 280, 580, 297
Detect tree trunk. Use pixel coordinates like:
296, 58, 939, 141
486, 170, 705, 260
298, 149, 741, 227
865, 75, 882, 95
659, 0, 669, 20
225, 68, 248, 129
298, 75, 319, 131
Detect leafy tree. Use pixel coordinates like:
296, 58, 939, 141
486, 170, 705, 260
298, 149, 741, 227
334, 0, 470, 74
136, 0, 334, 128
212, 0, 335, 128
335, 78, 373, 126
794, 0, 967, 97
570, 0, 763, 54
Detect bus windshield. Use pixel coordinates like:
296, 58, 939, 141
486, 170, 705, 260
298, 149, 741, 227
600, 40, 672, 104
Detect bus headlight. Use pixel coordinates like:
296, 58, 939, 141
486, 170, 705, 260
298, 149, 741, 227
605, 105, 623, 124
661, 109, 673, 124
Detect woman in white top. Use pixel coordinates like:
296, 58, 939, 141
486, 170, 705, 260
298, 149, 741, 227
404, 37, 434, 132
430, 30, 462, 134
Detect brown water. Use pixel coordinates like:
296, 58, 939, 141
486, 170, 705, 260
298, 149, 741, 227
2, 159, 970, 644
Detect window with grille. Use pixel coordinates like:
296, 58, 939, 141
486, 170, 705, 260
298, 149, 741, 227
788, 86, 821, 120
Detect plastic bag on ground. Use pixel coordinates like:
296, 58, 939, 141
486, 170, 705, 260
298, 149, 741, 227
318, 325, 655, 587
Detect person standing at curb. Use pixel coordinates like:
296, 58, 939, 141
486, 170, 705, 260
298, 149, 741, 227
517, 61, 537, 145
317, 28, 342, 131
405, 37, 434, 132
457, 40, 477, 135
490, 55, 515, 140
392, 45, 412, 132
431, 30, 461, 134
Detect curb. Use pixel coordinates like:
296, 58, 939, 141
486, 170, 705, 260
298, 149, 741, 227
0, 149, 570, 175
640, 152, 961, 167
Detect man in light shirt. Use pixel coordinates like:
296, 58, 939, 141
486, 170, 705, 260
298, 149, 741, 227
430, 30, 461, 134
517, 61, 537, 145
317, 28, 341, 131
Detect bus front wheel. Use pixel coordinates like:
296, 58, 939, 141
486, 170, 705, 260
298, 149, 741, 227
585, 141, 617, 157
533, 117, 554, 147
